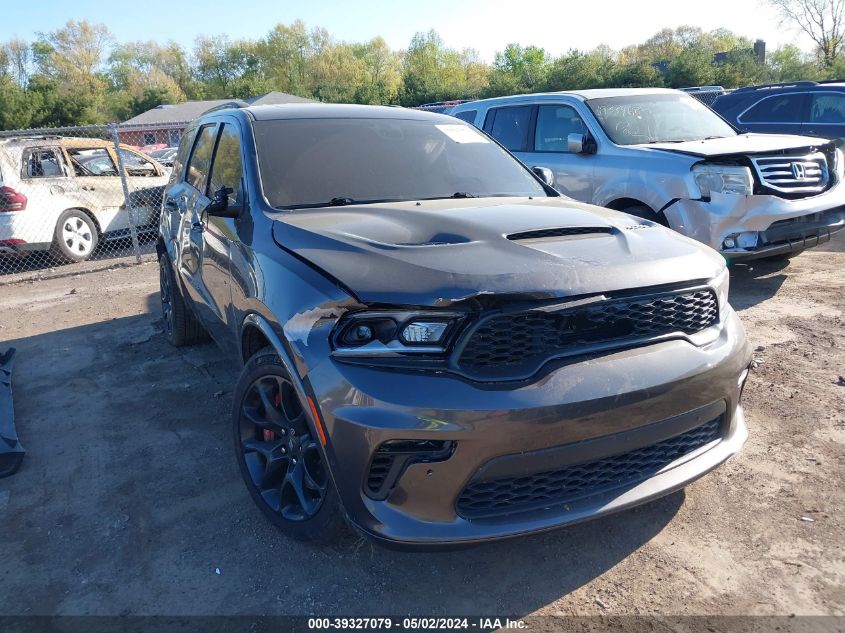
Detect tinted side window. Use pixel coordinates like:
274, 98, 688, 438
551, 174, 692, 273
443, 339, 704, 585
535, 105, 587, 152
207, 123, 244, 208
488, 106, 533, 152
810, 93, 845, 124
453, 109, 477, 124
186, 124, 218, 193
24, 149, 65, 178
741, 94, 805, 123
171, 128, 197, 184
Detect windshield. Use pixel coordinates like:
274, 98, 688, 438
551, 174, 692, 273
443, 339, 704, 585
587, 93, 736, 145
254, 117, 549, 209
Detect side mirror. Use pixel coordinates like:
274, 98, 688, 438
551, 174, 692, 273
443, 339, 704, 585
205, 186, 239, 218
567, 133, 587, 154
531, 166, 555, 187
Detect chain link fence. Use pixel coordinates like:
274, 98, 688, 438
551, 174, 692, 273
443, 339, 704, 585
0, 121, 190, 279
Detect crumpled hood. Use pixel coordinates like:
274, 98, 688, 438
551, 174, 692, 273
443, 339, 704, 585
270, 197, 724, 307
644, 133, 832, 157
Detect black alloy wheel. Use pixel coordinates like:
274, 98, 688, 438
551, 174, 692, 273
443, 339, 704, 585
233, 348, 346, 542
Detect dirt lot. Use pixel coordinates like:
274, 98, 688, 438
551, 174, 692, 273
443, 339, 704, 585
0, 238, 843, 619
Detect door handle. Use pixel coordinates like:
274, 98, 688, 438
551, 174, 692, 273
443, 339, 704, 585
82, 185, 95, 191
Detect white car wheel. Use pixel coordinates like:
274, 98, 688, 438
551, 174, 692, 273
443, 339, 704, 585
52, 210, 98, 263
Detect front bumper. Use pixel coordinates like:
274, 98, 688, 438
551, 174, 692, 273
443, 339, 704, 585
305, 308, 751, 548
665, 185, 845, 259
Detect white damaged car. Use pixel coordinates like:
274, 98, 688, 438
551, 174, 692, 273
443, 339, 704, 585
0, 136, 168, 263
452, 88, 845, 260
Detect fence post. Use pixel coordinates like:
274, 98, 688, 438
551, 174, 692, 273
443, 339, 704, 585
110, 123, 142, 264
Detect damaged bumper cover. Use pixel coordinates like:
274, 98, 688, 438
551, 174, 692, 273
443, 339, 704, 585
306, 308, 751, 548
665, 186, 845, 260
0, 348, 24, 478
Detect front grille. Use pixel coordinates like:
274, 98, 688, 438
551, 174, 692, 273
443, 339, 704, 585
750, 152, 829, 194
456, 417, 723, 519
456, 288, 718, 378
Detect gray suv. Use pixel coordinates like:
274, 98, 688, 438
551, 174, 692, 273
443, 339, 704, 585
158, 103, 750, 548
452, 89, 845, 260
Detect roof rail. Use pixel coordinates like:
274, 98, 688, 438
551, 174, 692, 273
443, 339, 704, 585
816, 78, 845, 84
200, 101, 247, 116
735, 81, 818, 92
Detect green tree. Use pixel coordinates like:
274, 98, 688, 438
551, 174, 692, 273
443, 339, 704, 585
486, 44, 549, 96
666, 46, 715, 87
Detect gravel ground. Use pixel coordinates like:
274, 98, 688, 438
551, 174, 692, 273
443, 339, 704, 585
0, 237, 842, 619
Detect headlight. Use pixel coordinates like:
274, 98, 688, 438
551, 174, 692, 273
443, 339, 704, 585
333, 311, 461, 355
834, 148, 844, 180
692, 164, 753, 197
710, 266, 730, 313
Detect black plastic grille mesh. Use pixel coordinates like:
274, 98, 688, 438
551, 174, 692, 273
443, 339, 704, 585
457, 417, 722, 519
457, 289, 718, 377
366, 453, 394, 495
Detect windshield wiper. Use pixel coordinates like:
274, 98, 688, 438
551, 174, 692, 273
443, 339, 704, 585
282, 197, 407, 210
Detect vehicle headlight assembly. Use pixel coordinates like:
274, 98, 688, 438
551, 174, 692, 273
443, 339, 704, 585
334, 311, 461, 355
692, 164, 753, 197
710, 266, 730, 314
834, 148, 844, 180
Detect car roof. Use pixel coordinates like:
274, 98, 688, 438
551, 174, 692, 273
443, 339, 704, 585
229, 103, 460, 123
0, 136, 115, 149
451, 87, 683, 110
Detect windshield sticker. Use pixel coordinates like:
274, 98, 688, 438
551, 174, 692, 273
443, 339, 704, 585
436, 124, 490, 144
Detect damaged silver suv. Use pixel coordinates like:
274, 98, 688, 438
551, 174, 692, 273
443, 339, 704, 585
158, 104, 750, 548
453, 88, 845, 260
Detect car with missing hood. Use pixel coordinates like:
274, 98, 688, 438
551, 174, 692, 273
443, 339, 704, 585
157, 103, 750, 548
451, 88, 845, 260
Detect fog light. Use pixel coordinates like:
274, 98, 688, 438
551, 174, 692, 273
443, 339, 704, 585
722, 237, 737, 249
401, 321, 449, 344
737, 231, 760, 249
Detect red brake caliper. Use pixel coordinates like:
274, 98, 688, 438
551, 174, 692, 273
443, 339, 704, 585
263, 392, 280, 442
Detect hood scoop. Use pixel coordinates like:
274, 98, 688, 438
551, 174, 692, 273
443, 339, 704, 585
507, 226, 614, 241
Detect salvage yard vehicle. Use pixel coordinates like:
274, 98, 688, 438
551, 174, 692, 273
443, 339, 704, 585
711, 81, 845, 146
158, 103, 751, 547
451, 88, 845, 260
0, 136, 169, 262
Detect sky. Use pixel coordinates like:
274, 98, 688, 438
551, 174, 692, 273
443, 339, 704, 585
0, 0, 814, 61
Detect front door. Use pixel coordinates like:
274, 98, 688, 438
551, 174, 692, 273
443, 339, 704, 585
517, 103, 596, 202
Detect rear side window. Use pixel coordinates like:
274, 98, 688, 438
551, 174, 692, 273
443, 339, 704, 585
67, 148, 118, 177
24, 149, 65, 178
186, 124, 218, 193
453, 109, 477, 124
810, 93, 845, 124
535, 105, 588, 152
741, 94, 805, 123
487, 106, 533, 152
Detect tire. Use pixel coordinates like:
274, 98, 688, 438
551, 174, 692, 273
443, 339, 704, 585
158, 254, 207, 347
51, 209, 98, 263
621, 204, 668, 227
233, 347, 346, 543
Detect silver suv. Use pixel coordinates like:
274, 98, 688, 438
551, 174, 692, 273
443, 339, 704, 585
452, 88, 845, 259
